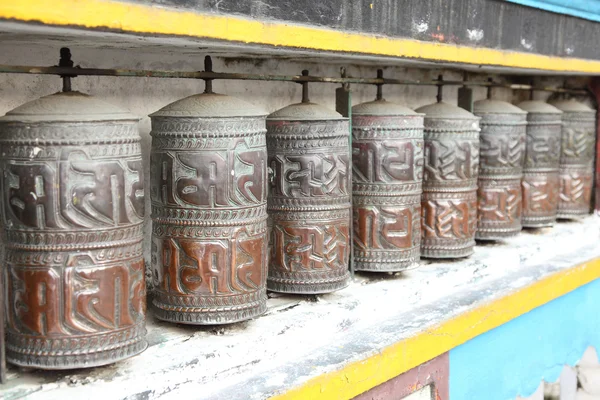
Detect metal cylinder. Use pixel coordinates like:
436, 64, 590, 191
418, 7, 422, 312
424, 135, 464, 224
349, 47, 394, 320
548, 99, 596, 219
351, 99, 424, 271
415, 101, 480, 258
516, 101, 562, 227
150, 93, 268, 324
267, 98, 351, 293
0, 91, 147, 369
473, 100, 527, 240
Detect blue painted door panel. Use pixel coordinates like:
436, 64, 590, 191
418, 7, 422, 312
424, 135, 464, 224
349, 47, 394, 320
449, 279, 600, 400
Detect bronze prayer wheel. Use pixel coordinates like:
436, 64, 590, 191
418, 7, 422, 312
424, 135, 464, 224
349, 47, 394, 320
267, 74, 351, 293
548, 99, 596, 219
415, 101, 480, 258
351, 97, 424, 271
150, 92, 269, 324
0, 91, 147, 369
473, 100, 527, 240
516, 101, 562, 227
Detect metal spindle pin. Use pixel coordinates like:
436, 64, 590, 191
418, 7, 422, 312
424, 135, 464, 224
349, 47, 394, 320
436, 74, 444, 102
204, 55, 214, 94
529, 80, 535, 100
376, 69, 384, 100
59, 47, 73, 92
301, 69, 310, 103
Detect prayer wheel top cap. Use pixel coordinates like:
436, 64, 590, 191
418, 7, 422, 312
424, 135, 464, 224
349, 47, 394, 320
548, 98, 595, 113
151, 92, 267, 118
0, 91, 138, 122
267, 101, 345, 121
474, 99, 527, 114
352, 99, 422, 116
516, 100, 563, 114
414, 101, 479, 120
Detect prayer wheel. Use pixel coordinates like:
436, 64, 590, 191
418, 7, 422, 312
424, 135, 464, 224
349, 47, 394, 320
548, 99, 595, 219
516, 101, 562, 227
267, 71, 351, 293
0, 91, 147, 369
473, 99, 527, 239
150, 74, 269, 324
415, 100, 480, 258
351, 83, 424, 271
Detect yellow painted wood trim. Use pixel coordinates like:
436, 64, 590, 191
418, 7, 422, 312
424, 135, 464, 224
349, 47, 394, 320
2, 0, 600, 73
270, 258, 600, 400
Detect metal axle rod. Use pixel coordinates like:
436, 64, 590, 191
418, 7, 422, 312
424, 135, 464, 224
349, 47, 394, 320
0, 63, 589, 95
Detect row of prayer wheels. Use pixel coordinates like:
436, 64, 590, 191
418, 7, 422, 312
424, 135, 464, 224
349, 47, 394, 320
0, 72, 595, 370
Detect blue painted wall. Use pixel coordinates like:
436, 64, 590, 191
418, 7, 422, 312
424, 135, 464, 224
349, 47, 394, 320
506, 0, 600, 22
449, 278, 600, 400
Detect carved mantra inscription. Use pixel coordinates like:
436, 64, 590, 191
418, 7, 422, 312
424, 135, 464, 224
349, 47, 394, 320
422, 196, 477, 240
525, 130, 561, 168
0, 121, 147, 369
424, 139, 478, 183
558, 169, 593, 218
479, 133, 525, 169
562, 126, 595, 162
475, 120, 526, 240
421, 134, 479, 258
522, 122, 561, 227
350, 113, 424, 271
522, 172, 560, 226
558, 118, 595, 219
353, 202, 421, 270
269, 153, 348, 198
353, 140, 417, 183
267, 119, 351, 293
477, 179, 522, 239
7, 257, 145, 336
5, 151, 144, 229
150, 118, 268, 325
271, 222, 349, 273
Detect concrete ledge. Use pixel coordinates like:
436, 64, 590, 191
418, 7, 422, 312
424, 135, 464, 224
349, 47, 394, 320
3, 216, 600, 400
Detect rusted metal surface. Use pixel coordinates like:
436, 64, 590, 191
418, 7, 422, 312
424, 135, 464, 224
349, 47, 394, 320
416, 99, 480, 258
267, 72, 351, 293
0, 91, 147, 369
150, 72, 268, 324
517, 101, 563, 227
351, 85, 424, 271
473, 99, 527, 240
548, 99, 596, 219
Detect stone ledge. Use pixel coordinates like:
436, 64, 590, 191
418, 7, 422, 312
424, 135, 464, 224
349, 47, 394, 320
3, 216, 600, 400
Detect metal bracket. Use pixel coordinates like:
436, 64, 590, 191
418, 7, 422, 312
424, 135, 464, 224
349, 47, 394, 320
335, 67, 354, 277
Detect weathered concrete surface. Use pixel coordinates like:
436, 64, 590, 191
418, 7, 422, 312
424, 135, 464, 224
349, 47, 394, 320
579, 347, 600, 397
2, 216, 600, 400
